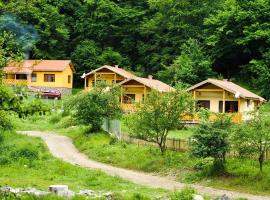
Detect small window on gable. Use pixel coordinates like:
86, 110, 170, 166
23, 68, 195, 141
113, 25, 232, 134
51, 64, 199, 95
68, 75, 71, 84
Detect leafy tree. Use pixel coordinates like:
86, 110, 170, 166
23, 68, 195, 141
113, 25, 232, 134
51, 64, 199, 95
71, 40, 101, 74
192, 114, 232, 170
67, 85, 122, 132
159, 39, 214, 85
98, 47, 128, 67
138, 0, 222, 75
204, 0, 270, 98
231, 109, 270, 174
2, 0, 69, 58
126, 87, 193, 154
0, 31, 23, 69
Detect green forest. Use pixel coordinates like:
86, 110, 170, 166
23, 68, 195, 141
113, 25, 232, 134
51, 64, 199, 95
1, 0, 270, 98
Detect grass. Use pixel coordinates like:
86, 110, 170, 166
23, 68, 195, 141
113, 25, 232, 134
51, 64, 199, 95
121, 120, 193, 139
0, 130, 167, 199
15, 113, 270, 196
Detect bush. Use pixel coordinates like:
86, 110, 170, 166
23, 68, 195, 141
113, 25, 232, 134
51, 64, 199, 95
58, 116, 77, 128
11, 147, 39, 167
19, 99, 50, 117
49, 113, 62, 124
67, 87, 122, 132
0, 110, 15, 131
170, 187, 195, 200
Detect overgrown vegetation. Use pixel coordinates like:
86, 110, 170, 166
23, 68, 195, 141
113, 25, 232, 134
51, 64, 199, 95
15, 112, 270, 195
231, 110, 270, 174
126, 87, 193, 154
65, 85, 122, 132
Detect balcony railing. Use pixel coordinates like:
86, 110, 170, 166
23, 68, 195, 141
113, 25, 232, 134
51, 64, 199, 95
182, 113, 243, 123
3, 79, 28, 86
121, 103, 136, 112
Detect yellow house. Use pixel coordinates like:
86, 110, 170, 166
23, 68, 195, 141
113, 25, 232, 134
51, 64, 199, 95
118, 76, 175, 112
83, 65, 175, 112
186, 79, 265, 122
3, 60, 75, 94
83, 65, 134, 90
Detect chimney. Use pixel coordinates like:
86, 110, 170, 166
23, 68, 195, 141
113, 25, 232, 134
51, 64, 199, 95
115, 65, 119, 68
148, 75, 153, 80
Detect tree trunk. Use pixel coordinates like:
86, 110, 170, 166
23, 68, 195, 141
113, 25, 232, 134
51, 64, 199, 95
259, 152, 264, 174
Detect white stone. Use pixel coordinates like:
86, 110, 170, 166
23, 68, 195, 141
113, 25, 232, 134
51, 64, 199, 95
49, 185, 68, 194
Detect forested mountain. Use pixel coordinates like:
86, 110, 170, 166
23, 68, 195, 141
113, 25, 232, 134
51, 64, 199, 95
1, 0, 270, 98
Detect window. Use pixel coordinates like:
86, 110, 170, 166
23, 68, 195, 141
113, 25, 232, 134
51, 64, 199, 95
44, 74, 55, 82
197, 100, 210, 109
123, 94, 135, 104
16, 74, 27, 80
219, 101, 238, 113
31, 73, 37, 82
68, 75, 71, 84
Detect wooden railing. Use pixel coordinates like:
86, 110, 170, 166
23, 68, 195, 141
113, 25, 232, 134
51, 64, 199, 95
121, 103, 136, 112
182, 113, 243, 123
3, 79, 28, 86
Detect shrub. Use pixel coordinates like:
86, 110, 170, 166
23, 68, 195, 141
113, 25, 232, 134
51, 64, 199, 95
49, 113, 62, 124
19, 99, 50, 117
0, 110, 15, 131
191, 114, 232, 171
11, 147, 39, 167
67, 87, 122, 132
170, 187, 195, 200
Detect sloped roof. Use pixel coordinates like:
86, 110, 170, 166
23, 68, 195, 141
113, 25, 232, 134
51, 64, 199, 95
119, 76, 175, 92
4, 60, 75, 74
85, 65, 134, 79
187, 79, 265, 102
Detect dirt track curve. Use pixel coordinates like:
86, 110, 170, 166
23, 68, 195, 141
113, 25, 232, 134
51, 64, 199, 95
19, 131, 270, 200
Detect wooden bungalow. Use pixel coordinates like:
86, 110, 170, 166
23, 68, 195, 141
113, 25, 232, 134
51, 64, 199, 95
186, 79, 265, 122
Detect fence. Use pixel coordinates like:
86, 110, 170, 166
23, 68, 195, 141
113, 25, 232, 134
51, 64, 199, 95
102, 119, 270, 160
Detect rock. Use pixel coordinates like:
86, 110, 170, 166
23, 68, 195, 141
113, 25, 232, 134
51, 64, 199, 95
103, 192, 114, 199
78, 189, 97, 197
215, 194, 232, 200
193, 194, 204, 200
48, 185, 74, 197
20, 187, 49, 196
49, 185, 68, 194
0, 186, 12, 192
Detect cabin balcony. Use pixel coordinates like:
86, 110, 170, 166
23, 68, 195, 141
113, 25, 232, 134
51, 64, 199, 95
182, 112, 243, 124
121, 103, 136, 113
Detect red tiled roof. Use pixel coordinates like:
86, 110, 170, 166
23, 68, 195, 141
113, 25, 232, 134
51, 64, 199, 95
4, 60, 75, 74
187, 79, 265, 102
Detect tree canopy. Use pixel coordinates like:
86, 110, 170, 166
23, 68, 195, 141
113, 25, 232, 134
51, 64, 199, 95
1, 0, 269, 98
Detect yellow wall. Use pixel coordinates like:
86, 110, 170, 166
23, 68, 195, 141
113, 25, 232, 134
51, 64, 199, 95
86, 73, 125, 90
5, 64, 73, 89
192, 89, 259, 113
122, 86, 151, 103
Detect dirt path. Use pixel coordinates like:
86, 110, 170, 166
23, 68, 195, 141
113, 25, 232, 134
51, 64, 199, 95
19, 131, 270, 200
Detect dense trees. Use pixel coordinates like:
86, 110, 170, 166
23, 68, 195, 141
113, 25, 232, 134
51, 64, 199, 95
1, 0, 270, 98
